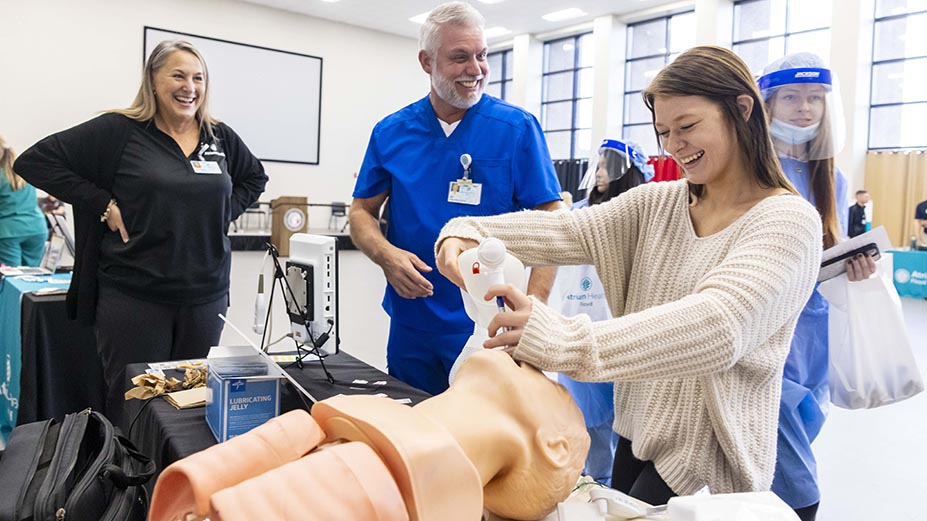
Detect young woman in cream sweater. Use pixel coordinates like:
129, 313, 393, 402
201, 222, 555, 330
435, 46, 822, 505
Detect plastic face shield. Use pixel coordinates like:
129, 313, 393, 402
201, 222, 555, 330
758, 67, 846, 161
579, 139, 654, 192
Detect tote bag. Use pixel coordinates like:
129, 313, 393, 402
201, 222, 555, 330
818, 254, 924, 409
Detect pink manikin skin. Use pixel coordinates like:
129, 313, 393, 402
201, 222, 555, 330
209, 441, 409, 521
310, 349, 589, 521
148, 350, 588, 521
311, 394, 484, 521
148, 409, 324, 521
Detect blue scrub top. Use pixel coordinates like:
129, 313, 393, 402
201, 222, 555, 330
354, 94, 562, 332
0, 169, 47, 240
778, 157, 848, 237
772, 156, 848, 508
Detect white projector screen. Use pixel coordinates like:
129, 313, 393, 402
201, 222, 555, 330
144, 27, 322, 164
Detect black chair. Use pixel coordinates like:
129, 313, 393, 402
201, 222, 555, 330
329, 202, 348, 232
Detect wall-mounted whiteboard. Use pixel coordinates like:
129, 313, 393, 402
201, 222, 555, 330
144, 27, 322, 165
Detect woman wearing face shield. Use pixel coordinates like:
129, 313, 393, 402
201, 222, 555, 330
759, 52, 875, 521
550, 139, 652, 485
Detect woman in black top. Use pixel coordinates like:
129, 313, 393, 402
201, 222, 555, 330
15, 40, 268, 427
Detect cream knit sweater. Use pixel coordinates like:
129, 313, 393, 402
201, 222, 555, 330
437, 179, 822, 496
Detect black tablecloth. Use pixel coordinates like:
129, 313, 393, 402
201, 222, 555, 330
229, 234, 269, 251
124, 351, 430, 489
18, 293, 105, 424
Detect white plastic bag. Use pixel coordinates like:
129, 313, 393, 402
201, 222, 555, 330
818, 254, 924, 409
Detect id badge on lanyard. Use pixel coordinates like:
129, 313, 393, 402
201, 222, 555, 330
191, 142, 224, 174
448, 153, 482, 205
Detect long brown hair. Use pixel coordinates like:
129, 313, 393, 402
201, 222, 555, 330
642, 46, 796, 202
110, 40, 219, 139
0, 135, 24, 191
766, 94, 840, 248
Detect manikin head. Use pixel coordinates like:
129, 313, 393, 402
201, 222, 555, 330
448, 350, 590, 520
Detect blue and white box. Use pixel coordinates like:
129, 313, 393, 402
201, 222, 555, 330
205, 346, 286, 443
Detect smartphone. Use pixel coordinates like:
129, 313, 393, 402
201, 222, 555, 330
818, 242, 880, 281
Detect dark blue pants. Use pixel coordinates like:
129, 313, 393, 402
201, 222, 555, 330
386, 321, 470, 395
95, 284, 227, 429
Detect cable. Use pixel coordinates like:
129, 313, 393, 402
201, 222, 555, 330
257, 249, 272, 351
126, 397, 156, 439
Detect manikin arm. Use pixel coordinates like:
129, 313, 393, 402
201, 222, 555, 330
148, 410, 324, 521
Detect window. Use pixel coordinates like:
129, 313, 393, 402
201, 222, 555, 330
869, 0, 927, 149
621, 11, 696, 155
731, 0, 833, 75
541, 33, 593, 160
486, 49, 513, 101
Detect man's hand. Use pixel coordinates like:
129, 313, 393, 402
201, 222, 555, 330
380, 246, 434, 299
435, 237, 479, 289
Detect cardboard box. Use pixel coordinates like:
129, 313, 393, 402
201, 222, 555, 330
205, 346, 286, 443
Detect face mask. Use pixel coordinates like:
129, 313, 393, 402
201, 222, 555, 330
769, 118, 819, 145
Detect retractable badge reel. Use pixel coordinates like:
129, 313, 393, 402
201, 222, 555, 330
448, 153, 482, 205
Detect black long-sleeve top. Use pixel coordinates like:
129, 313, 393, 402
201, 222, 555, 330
848, 203, 867, 238
14, 113, 267, 322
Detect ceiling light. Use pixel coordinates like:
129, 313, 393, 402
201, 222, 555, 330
484, 26, 512, 38
476, 0, 506, 4
410, 11, 430, 24
542, 8, 587, 22
319, 0, 341, 3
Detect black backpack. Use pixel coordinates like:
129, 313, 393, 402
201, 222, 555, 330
0, 409, 154, 521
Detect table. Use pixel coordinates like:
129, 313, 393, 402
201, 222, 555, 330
0, 275, 104, 445
124, 351, 430, 489
889, 249, 927, 298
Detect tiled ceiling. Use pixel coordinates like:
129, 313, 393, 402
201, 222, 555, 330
239, 0, 689, 43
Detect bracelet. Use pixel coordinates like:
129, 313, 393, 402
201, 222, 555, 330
100, 199, 117, 223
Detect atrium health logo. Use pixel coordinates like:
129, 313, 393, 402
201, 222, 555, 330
580, 277, 593, 292
895, 268, 911, 284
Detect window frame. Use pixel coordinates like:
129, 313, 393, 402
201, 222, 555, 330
867, 4, 927, 150
621, 11, 695, 153
487, 48, 513, 101
730, 0, 832, 75
541, 32, 593, 160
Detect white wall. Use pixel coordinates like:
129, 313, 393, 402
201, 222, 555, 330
0, 0, 428, 225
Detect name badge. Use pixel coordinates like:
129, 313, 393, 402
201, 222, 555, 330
191, 160, 222, 174
448, 179, 482, 205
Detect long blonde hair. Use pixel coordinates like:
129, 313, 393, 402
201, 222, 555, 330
0, 135, 24, 191
111, 40, 219, 139
765, 92, 840, 249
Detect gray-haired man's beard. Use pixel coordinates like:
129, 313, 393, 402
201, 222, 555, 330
432, 73, 484, 110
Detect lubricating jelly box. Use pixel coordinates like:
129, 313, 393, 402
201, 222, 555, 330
205, 346, 285, 443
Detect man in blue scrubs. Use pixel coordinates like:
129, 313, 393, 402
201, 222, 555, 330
350, 1, 562, 395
